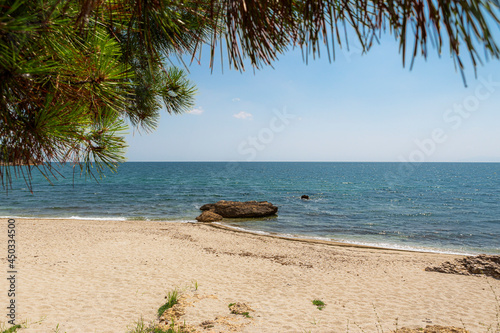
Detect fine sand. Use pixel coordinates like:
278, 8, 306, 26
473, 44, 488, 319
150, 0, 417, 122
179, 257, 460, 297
1, 218, 499, 332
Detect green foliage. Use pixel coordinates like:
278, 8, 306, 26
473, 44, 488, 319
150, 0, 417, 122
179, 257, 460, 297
1, 325, 22, 333
158, 289, 179, 317
312, 299, 325, 310
0, 0, 200, 189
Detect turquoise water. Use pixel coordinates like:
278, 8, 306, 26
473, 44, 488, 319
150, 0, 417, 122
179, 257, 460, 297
1, 162, 499, 254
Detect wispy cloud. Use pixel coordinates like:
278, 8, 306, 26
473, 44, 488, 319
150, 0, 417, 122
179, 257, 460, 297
187, 106, 204, 115
232, 97, 241, 102
233, 111, 253, 120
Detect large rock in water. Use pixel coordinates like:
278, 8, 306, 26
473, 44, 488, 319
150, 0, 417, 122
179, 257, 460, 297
200, 200, 278, 218
425, 255, 500, 279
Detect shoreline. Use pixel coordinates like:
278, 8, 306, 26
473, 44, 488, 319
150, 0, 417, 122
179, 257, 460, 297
3, 215, 484, 255
1, 218, 499, 332
209, 222, 479, 256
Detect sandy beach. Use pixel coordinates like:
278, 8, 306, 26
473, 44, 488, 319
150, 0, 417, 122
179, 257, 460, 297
1, 218, 499, 332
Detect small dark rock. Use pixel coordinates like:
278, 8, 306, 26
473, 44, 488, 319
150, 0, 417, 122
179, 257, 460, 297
301, 195, 310, 200
195, 211, 223, 222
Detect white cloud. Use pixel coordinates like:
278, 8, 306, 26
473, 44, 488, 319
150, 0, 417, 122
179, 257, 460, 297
233, 111, 253, 120
232, 97, 241, 102
187, 106, 204, 115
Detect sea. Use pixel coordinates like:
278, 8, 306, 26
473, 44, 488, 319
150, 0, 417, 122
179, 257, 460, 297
1, 162, 499, 255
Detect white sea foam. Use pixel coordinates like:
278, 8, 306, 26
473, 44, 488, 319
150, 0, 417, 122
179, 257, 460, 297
65, 216, 128, 221
334, 238, 475, 255
2, 215, 128, 221
3, 215, 199, 223
161, 219, 197, 223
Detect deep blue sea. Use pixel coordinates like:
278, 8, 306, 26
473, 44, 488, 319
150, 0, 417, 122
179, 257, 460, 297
1, 162, 499, 255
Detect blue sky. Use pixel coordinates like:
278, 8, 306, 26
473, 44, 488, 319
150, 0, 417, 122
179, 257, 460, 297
125, 34, 500, 162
